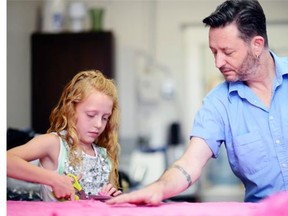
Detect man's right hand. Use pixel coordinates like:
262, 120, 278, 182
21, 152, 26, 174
106, 183, 164, 206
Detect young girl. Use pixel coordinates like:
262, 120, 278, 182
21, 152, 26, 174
7, 70, 122, 201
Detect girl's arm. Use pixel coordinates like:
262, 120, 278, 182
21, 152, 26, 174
7, 134, 75, 200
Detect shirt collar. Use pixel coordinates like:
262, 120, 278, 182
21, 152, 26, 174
271, 50, 288, 79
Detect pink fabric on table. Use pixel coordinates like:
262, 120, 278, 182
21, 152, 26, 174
7, 192, 288, 216
254, 191, 288, 216
7, 200, 261, 216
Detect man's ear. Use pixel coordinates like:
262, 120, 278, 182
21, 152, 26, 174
252, 36, 265, 57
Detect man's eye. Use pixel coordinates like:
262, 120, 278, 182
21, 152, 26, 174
210, 50, 217, 56
225, 51, 233, 56
87, 114, 95, 118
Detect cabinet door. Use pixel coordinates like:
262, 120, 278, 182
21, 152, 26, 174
31, 32, 114, 134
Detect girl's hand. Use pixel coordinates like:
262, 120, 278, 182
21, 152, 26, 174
52, 174, 76, 201
99, 183, 122, 197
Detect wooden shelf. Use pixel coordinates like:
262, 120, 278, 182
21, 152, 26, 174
31, 31, 114, 133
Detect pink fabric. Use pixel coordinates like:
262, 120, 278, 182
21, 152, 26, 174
7, 192, 288, 216
7, 200, 259, 216
254, 191, 288, 216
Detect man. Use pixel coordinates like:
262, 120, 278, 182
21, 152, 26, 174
107, 0, 288, 205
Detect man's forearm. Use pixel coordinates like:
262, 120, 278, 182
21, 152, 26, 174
155, 163, 193, 200
172, 164, 192, 187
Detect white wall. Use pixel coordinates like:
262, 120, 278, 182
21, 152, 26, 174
7, 0, 288, 145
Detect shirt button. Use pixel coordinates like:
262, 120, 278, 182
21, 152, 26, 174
269, 116, 274, 120
282, 164, 287, 168
275, 140, 281, 144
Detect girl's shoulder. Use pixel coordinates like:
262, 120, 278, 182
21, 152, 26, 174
49, 131, 69, 147
30, 133, 61, 149
42, 132, 68, 160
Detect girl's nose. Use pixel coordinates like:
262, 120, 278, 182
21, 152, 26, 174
93, 117, 102, 128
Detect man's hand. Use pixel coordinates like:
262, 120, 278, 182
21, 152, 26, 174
106, 183, 164, 206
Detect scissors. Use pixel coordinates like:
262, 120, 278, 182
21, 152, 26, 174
67, 173, 112, 201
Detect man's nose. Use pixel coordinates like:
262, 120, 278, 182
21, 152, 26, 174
215, 53, 225, 69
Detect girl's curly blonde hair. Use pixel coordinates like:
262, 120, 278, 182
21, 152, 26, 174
47, 70, 120, 189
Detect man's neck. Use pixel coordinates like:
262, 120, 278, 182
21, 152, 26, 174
246, 50, 275, 108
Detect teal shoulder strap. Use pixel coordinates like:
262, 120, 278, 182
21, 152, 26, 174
98, 146, 112, 169
58, 136, 68, 174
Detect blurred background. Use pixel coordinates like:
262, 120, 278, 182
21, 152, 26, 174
7, 0, 288, 202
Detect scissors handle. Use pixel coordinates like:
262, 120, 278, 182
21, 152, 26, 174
54, 173, 82, 201
67, 173, 84, 200
67, 173, 82, 191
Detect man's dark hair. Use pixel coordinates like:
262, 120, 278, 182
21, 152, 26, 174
203, 0, 268, 47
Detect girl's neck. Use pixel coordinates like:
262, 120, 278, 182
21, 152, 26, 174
79, 143, 96, 156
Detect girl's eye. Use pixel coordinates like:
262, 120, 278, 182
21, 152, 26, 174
87, 113, 95, 118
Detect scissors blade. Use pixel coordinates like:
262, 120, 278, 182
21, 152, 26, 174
76, 191, 111, 201
76, 190, 90, 200
86, 194, 112, 201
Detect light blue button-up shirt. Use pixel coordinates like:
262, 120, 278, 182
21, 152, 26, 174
190, 51, 288, 202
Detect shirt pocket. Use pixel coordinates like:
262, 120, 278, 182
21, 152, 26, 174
233, 131, 269, 175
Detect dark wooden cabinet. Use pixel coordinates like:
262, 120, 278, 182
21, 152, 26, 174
31, 32, 114, 134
